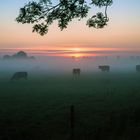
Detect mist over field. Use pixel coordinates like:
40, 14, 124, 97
1, 51, 139, 74
0, 51, 140, 77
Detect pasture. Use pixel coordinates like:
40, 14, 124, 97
0, 71, 140, 140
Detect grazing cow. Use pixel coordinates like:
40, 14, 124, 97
11, 72, 28, 80
136, 65, 140, 72
98, 65, 110, 72
73, 68, 80, 76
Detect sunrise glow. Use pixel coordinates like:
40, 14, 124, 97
0, 0, 140, 54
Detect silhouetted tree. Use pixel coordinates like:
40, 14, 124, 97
3, 55, 11, 60
12, 51, 28, 59
16, 0, 113, 36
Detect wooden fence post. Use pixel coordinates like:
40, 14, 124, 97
70, 105, 75, 140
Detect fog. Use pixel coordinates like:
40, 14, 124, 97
0, 54, 140, 78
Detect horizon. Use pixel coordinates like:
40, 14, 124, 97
1, 48, 140, 58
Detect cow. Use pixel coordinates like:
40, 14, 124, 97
136, 65, 140, 72
73, 68, 81, 77
98, 65, 110, 72
11, 72, 28, 80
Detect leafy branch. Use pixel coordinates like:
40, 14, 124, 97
16, 0, 113, 35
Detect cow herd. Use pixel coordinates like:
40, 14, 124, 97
10, 65, 140, 80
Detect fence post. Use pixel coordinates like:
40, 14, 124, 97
70, 105, 75, 140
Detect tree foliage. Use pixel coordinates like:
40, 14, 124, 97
16, 0, 113, 36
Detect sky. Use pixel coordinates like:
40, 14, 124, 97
0, 0, 140, 52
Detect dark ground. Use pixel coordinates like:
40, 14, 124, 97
0, 72, 140, 140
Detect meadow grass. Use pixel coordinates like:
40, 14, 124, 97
0, 72, 140, 140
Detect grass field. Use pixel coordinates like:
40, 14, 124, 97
0, 71, 140, 140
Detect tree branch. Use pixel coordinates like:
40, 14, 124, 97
16, 0, 113, 35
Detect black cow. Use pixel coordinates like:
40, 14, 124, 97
98, 65, 110, 72
136, 65, 140, 72
11, 72, 28, 80
73, 68, 80, 76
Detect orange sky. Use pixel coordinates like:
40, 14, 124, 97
0, 0, 140, 52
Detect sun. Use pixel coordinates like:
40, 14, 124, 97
72, 53, 82, 58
